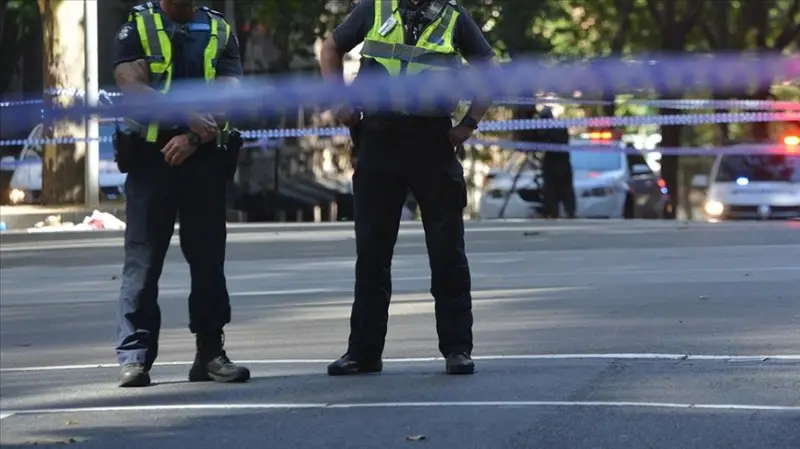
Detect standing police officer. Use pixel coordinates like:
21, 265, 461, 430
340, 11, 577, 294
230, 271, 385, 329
320, 0, 497, 376
537, 107, 575, 218
112, 0, 249, 387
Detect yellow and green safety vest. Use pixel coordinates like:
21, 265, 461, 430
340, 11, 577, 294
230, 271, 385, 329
359, 0, 463, 115
128, 3, 231, 142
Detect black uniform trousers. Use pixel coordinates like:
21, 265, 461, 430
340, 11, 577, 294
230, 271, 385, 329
116, 140, 230, 369
347, 117, 473, 360
542, 163, 576, 218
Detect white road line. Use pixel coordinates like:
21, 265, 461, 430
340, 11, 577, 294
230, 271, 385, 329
0, 412, 14, 420
231, 288, 338, 297
1, 353, 797, 373
0, 401, 797, 417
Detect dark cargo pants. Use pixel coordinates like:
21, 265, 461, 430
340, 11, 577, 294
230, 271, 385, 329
115, 146, 230, 369
347, 163, 473, 360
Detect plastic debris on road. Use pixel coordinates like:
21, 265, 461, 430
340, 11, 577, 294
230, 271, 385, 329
27, 210, 126, 232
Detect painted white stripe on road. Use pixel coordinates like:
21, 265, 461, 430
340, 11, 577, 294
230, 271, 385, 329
231, 288, 337, 297
0, 401, 797, 417
0, 412, 14, 420
1, 353, 797, 373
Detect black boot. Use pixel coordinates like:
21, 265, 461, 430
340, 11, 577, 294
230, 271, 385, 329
445, 352, 475, 375
188, 331, 250, 383
119, 363, 151, 387
327, 353, 383, 376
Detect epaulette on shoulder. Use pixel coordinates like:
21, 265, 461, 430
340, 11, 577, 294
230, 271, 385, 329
199, 5, 224, 17
129, 1, 156, 16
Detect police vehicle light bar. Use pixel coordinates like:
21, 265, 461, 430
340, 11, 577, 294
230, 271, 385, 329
581, 130, 614, 140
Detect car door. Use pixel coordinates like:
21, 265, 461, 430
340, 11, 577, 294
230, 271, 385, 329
625, 153, 662, 218
9, 124, 44, 192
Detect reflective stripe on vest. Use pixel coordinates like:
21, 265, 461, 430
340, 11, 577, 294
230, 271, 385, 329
361, 0, 460, 76
134, 8, 231, 142
359, 0, 461, 115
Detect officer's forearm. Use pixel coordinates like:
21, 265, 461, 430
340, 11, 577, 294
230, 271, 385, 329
114, 60, 158, 95
211, 76, 240, 124
465, 98, 492, 123
114, 59, 170, 121
464, 59, 499, 122
320, 38, 345, 84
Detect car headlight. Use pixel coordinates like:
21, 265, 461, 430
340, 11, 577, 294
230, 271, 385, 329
581, 185, 616, 197
9, 188, 26, 204
704, 200, 724, 216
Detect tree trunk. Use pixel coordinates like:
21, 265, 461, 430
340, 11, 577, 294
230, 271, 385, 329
39, 0, 86, 205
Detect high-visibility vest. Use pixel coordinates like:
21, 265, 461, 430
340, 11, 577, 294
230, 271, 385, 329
128, 2, 231, 143
359, 0, 462, 115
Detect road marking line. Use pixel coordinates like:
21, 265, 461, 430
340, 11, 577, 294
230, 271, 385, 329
0, 413, 14, 420
0, 401, 797, 417
231, 288, 338, 297
1, 353, 797, 373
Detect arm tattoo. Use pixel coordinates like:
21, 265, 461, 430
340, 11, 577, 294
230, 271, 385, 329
114, 59, 158, 94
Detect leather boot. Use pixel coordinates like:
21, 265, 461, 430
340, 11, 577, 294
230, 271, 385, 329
188, 331, 250, 383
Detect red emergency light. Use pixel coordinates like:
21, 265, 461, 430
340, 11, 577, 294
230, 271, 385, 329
588, 131, 614, 140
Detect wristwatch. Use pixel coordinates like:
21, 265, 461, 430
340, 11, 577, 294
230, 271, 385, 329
459, 116, 479, 130
186, 131, 201, 147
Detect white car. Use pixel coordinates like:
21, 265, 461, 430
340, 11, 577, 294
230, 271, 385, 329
701, 151, 800, 221
1, 119, 126, 204
478, 144, 670, 219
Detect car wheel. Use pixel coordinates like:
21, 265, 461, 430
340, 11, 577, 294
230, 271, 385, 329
623, 194, 635, 219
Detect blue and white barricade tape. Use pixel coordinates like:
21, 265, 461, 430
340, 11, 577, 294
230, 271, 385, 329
1, 111, 798, 147
1, 53, 798, 128
497, 98, 800, 111
3, 92, 798, 112
468, 139, 790, 156
238, 111, 800, 138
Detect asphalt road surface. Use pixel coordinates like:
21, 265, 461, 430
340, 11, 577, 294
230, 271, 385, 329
1, 220, 798, 449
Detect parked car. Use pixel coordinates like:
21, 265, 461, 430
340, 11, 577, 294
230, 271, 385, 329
478, 138, 670, 219
0, 119, 126, 204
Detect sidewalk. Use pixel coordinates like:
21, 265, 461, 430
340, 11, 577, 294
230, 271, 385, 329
0, 204, 127, 232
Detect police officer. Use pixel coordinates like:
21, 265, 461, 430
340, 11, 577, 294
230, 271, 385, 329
320, 0, 497, 376
112, 0, 249, 387
536, 108, 575, 218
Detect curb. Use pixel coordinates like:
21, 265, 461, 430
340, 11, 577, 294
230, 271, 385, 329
0, 221, 362, 245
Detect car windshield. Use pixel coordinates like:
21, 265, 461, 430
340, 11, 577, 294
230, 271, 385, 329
570, 151, 623, 172
715, 155, 800, 182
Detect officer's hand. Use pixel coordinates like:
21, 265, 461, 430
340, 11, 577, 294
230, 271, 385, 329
335, 105, 360, 127
187, 113, 218, 143
448, 124, 474, 147
161, 134, 197, 166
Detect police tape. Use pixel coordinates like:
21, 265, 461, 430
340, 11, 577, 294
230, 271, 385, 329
1, 53, 797, 129
0, 111, 798, 148
500, 98, 800, 111
238, 112, 800, 139
3, 91, 799, 112
468, 139, 789, 156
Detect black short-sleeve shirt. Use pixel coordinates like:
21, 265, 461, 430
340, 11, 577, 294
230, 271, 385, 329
332, 0, 495, 63
332, 1, 495, 171
113, 8, 242, 81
